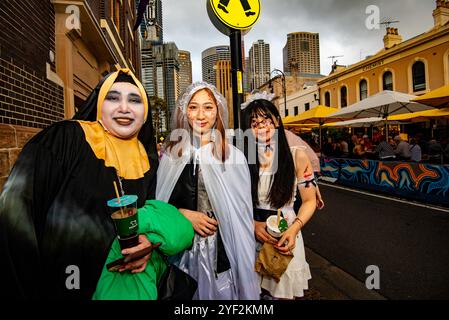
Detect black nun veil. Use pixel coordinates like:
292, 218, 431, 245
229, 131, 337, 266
0, 69, 158, 300
73, 70, 158, 169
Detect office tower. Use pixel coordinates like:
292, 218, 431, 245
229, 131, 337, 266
248, 40, 271, 91
283, 32, 320, 74
139, 0, 163, 43
215, 60, 233, 127
141, 42, 179, 133
140, 0, 164, 98
201, 45, 230, 86
244, 57, 251, 93
141, 41, 155, 97
154, 43, 179, 118
139, 0, 179, 133
178, 50, 192, 96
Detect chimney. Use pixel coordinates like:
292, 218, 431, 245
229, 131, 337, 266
433, 0, 449, 27
383, 27, 402, 49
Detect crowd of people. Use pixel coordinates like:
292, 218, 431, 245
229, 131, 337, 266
0, 73, 322, 301
317, 130, 449, 164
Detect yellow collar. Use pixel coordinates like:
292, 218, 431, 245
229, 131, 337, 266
77, 121, 150, 180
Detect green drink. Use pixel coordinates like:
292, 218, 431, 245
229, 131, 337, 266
108, 195, 139, 249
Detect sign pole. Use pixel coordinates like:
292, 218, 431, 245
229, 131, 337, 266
230, 28, 243, 130
207, 0, 261, 131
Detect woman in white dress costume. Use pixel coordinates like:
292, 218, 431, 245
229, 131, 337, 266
241, 94, 318, 299
156, 82, 259, 300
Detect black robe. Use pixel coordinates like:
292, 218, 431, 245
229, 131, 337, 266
1, 70, 158, 300
0, 120, 158, 299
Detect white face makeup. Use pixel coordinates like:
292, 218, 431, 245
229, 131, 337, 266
100, 82, 145, 139
186, 89, 218, 136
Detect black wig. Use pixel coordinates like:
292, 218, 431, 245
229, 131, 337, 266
241, 99, 296, 209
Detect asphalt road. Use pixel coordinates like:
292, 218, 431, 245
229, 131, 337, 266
302, 183, 449, 300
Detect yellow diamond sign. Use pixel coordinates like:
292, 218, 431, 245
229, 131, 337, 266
208, 0, 260, 35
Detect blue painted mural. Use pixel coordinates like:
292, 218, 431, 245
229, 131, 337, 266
320, 158, 449, 207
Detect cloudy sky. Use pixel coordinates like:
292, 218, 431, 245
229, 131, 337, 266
162, 0, 436, 81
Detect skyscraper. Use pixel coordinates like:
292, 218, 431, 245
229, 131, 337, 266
139, 0, 163, 43
283, 32, 320, 75
201, 45, 230, 86
153, 42, 180, 120
215, 60, 233, 127
178, 50, 192, 96
244, 57, 251, 93
139, 0, 181, 133
139, 0, 164, 96
141, 41, 155, 97
248, 40, 271, 91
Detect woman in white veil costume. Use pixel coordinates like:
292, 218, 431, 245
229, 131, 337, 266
155, 82, 260, 300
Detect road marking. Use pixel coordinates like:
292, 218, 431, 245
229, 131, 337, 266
319, 182, 449, 213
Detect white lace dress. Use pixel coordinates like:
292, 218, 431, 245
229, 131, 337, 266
256, 148, 313, 299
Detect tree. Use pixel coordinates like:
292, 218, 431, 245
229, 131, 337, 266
149, 96, 168, 142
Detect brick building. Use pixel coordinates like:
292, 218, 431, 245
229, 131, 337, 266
0, 0, 141, 189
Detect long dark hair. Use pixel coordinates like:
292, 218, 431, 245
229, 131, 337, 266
241, 99, 296, 209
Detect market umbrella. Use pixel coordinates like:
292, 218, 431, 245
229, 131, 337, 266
324, 117, 406, 139
283, 123, 318, 128
283, 115, 295, 123
325, 117, 385, 128
388, 108, 449, 138
326, 90, 434, 138
412, 85, 449, 108
288, 127, 313, 134
283, 106, 343, 148
387, 107, 449, 122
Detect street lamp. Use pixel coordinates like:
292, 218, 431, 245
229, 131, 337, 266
269, 69, 287, 117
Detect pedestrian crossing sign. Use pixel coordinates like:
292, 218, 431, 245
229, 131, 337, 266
208, 0, 260, 31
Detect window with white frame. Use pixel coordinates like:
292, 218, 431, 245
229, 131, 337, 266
359, 79, 368, 100
324, 92, 330, 107
383, 71, 393, 91
340, 86, 348, 108
412, 61, 426, 92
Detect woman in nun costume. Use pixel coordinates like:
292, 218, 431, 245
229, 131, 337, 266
156, 82, 260, 300
0, 69, 193, 300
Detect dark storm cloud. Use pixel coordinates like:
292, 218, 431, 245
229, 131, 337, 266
163, 0, 436, 81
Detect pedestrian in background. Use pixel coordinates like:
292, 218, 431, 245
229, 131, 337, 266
409, 138, 422, 162
339, 137, 349, 157
353, 138, 366, 159
394, 135, 411, 160
375, 135, 396, 161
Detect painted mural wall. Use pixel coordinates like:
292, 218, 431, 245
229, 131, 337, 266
320, 158, 449, 207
